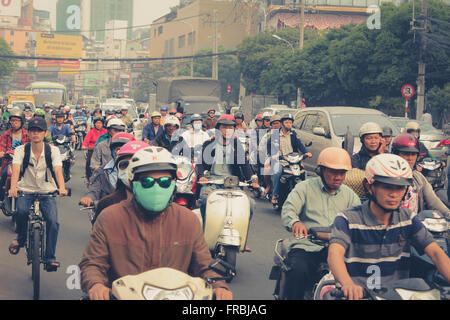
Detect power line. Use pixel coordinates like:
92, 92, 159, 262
0, 51, 238, 62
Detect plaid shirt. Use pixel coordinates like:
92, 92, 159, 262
0, 128, 30, 167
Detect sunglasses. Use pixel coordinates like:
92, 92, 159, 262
117, 159, 130, 171
139, 176, 173, 189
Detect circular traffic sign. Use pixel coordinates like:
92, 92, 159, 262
401, 84, 415, 99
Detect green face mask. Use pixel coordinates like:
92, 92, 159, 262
132, 179, 176, 214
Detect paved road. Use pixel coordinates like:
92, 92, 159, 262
0, 150, 288, 300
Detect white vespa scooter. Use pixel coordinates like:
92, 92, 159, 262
193, 175, 253, 282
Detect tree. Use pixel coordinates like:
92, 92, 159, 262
177, 46, 241, 103
133, 62, 175, 102
0, 38, 17, 85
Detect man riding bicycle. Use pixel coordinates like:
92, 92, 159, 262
8, 117, 68, 271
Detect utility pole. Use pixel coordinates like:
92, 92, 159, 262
297, 0, 306, 108
212, 9, 218, 80
416, 0, 427, 120
299, 0, 305, 50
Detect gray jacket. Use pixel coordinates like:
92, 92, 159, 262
90, 139, 112, 170
413, 170, 449, 218
85, 167, 115, 201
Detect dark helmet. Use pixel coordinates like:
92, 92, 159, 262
190, 113, 202, 123
55, 111, 65, 118
391, 133, 420, 154
382, 126, 393, 137
215, 114, 235, 129
281, 113, 294, 123
92, 108, 102, 116
93, 116, 104, 125
234, 111, 244, 120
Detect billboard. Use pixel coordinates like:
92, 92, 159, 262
0, 0, 21, 17
36, 33, 82, 59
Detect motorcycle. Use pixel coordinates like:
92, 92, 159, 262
269, 227, 331, 300
199, 175, 254, 282
52, 134, 74, 183
83, 259, 234, 300
320, 277, 442, 300
173, 155, 197, 210
417, 157, 446, 190
410, 210, 450, 299
1, 151, 16, 218
74, 120, 87, 150
275, 152, 307, 211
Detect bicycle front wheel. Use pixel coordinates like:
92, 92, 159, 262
31, 225, 41, 300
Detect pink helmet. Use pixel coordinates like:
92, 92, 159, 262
116, 141, 150, 162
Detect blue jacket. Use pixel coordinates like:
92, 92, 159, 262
142, 123, 164, 142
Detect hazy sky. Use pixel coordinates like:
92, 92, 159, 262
33, 0, 179, 28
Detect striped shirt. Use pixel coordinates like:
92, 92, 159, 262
330, 201, 435, 287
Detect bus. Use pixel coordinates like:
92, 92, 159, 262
27, 82, 68, 108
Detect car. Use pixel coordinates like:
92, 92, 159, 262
390, 117, 448, 161
261, 105, 296, 117
292, 106, 401, 173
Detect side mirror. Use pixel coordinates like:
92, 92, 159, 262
139, 114, 145, 119
313, 127, 326, 137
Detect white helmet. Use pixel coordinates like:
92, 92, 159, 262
128, 146, 178, 182
121, 105, 129, 111
164, 115, 180, 128
359, 122, 383, 138
365, 153, 413, 187
107, 118, 126, 131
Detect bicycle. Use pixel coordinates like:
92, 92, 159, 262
15, 189, 71, 300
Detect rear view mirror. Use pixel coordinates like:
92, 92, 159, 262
313, 127, 326, 137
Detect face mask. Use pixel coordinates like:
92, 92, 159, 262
132, 180, 175, 214
118, 169, 130, 189
193, 123, 202, 131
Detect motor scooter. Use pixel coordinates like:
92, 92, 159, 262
52, 134, 74, 182
199, 175, 254, 282
173, 155, 197, 210
74, 120, 87, 150
417, 157, 446, 190
320, 277, 442, 300
410, 210, 450, 299
82, 259, 234, 300
269, 227, 331, 300
1, 151, 16, 218
275, 152, 307, 211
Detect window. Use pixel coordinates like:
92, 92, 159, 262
158, 26, 163, 35
178, 35, 186, 48
301, 114, 319, 133
316, 112, 330, 134
10, 30, 14, 36
294, 112, 307, 129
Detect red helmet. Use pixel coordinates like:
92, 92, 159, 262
215, 114, 235, 129
110, 132, 136, 152
392, 134, 419, 154
116, 141, 150, 163
169, 108, 177, 115
255, 114, 263, 120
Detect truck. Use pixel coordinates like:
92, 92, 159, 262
156, 77, 224, 125
6, 90, 36, 110
240, 94, 278, 121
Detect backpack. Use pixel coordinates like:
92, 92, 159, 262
19, 143, 58, 187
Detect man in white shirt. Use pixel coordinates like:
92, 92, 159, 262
8, 117, 67, 272
181, 114, 210, 162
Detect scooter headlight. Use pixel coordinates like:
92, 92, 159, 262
422, 218, 449, 233
142, 284, 194, 300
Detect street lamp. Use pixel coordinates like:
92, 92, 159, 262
272, 34, 295, 54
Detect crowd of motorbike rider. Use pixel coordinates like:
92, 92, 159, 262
0, 100, 449, 300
